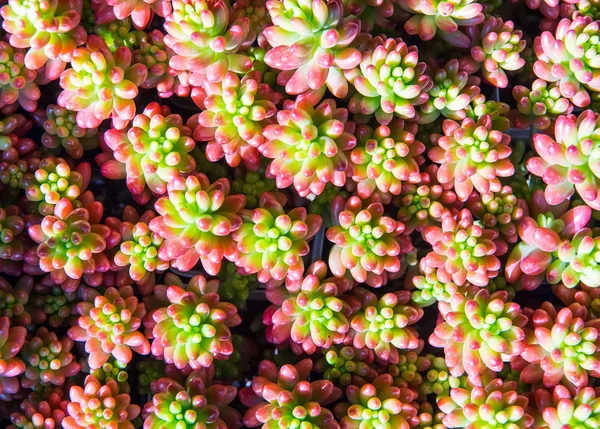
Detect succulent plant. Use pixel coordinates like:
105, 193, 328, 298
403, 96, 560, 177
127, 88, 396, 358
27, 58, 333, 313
534, 15, 600, 107
528, 110, 600, 210
400, 0, 484, 47
136, 359, 165, 395
68, 286, 150, 369
233, 192, 322, 285
464, 17, 526, 88
133, 29, 190, 98
0, 205, 28, 266
539, 385, 600, 429
418, 59, 481, 123
101, 101, 196, 199
0, 316, 26, 398
410, 263, 465, 307
314, 345, 377, 387
553, 227, 600, 288
0, 0, 88, 80
92, 0, 171, 29
263, 0, 361, 97
505, 195, 592, 290
429, 115, 514, 202
114, 210, 169, 283
216, 261, 258, 308
143, 372, 242, 429
429, 289, 527, 377
422, 209, 501, 287
164, 0, 252, 86
346, 36, 432, 125
396, 165, 458, 234
0, 275, 32, 327
420, 355, 458, 398
150, 174, 245, 275
0, 41, 40, 114
36, 104, 98, 159
467, 94, 512, 131
327, 195, 412, 287
93, 18, 147, 52
440, 378, 534, 429
349, 288, 423, 363
261, 97, 356, 197
521, 302, 600, 389
348, 120, 425, 199
23, 156, 90, 216
231, 168, 277, 210
88, 358, 129, 388
240, 359, 341, 429
341, 0, 394, 32
57, 35, 147, 129
27, 198, 113, 282
63, 375, 140, 429
20, 327, 80, 389
466, 186, 525, 245
151, 274, 241, 369
231, 0, 270, 46
190, 70, 281, 168
512, 79, 573, 130
334, 373, 418, 429
8, 390, 68, 429
266, 260, 354, 354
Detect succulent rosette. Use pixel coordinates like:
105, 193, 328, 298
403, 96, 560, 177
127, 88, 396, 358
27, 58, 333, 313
418, 59, 481, 123
240, 359, 341, 429
505, 193, 592, 290
512, 80, 573, 130
35, 104, 98, 159
63, 375, 140, 429
349, 288, 423, 363
93, 19, 147, 53
143, 371, 242, 429
410, 262, 465, 307
23, 156, 90, 216
466, 186, 525, 245
190, 70, 282, 168
263, 0, 361, 97
20, 327, 80, 388
534, 15, 600, 107
400, 0, 484, 47
346, 36, 432, 124
467, 94, 512, 131
68, 286, 150, 369
261, 97, 356, 197
528, 110, 600, 210
539, 385, 600, 429
0, 316, 26, 398
327, 195, 412, 287
92, 0, 171, 29
88, 358, 129, 389
348, 120, 425, 199
334, 374, 419, 429
422, 209, 500, 287
0, 41, 40, 114
521, 302, 600, 389
57, 36, 147, 129
429, 115, 514, 202
0, 205, 28, 266
440, 378, 534, 429
314, 345, 377, 387
114, 210, 169, 283
151, 274, 241, 369
164, 0, 252, 86
27, 198, 114, 282
150, 174, 245, 275
396, 165, 458, 234
133, 29, 191, 98
0, 0, 87, 81
553, 227, 600, 288
266, 260, 354, 354
464, 17, 526, 88
29, 278, 77, 328
341, 0, 394, 32
430, 289, 527, 377
101, 102, 196, 199
8, 390, 68, 429
231, 0, 270, 46
233, 192, 322, 285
